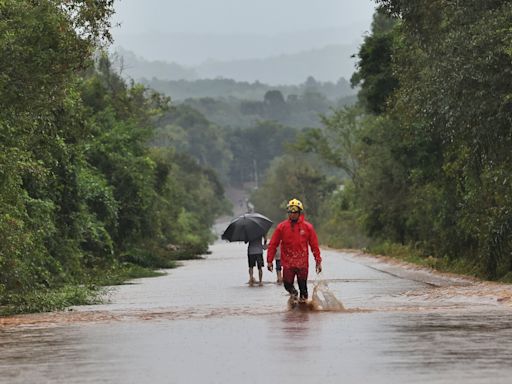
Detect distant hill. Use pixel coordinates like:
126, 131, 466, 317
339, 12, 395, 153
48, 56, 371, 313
195, 44, 359, 85
111, 23, 370, 70
142, 77, 355, 102
112, 48, 197, 81
112, 44, 359, 85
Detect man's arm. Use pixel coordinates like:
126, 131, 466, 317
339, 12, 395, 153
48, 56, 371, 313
308, 225, 322, 273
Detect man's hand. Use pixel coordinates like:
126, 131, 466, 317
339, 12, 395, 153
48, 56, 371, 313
316, 262, 322, 274
267, 263, 274, 272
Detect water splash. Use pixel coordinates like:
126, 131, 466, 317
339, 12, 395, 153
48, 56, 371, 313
311, 279, 346, 311
281, 279, 346, 312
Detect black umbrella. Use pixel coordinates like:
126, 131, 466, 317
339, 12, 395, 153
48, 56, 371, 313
221, 213, 273, 243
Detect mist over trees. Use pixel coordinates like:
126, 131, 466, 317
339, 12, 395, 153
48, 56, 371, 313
112, 43, 360, 85
181, 91, 356, 129
142, 76, 354, 102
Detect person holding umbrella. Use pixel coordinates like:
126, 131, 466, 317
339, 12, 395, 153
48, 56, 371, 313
221, 212, 273, 286
267, 198, 322, 303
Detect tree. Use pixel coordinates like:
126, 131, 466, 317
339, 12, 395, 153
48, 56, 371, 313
0, 0, 114, 295
251, 153, 337, 226
154, 105, 233, 181
294, 106, 365, 183
226, 121, 298, 185
351, 9, 399, 114
370, 0, 512, 278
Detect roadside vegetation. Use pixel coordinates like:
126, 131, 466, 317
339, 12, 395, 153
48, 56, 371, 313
259, 2, 512, 283
0, 1, 229, 315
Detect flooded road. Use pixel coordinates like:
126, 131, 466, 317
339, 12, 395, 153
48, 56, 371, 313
1, 228, 512, 383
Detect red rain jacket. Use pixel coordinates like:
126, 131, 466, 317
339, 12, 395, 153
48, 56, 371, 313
267, 214, 321, 269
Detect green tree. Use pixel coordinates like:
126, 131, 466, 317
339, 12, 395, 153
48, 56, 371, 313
294, 106, 365, 183
226, 121, 298, 185
365, 0, 512, 278
351, 9, 398, 114
154, 105, 233, 181
251, 153, 337, 226
0, 0, 114, 293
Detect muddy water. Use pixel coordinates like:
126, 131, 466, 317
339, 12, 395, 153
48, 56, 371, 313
1, 231, 512, 383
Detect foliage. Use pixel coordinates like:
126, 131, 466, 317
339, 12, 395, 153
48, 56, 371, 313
351, 9, 399, 114
251, 153, 338, 227
153, 105, 301, 186
226, 121, 299, 185
0, 285, 102, 315
292, 1, 512, 280
314, 1, 512, 280
0, 1, 230, 314
375, 0, 512, 278
153, 105, 233, 181
182, 90, 356, 130
294, 106, 366, 182
0, 0, 114, 297
316, 182, 369, 250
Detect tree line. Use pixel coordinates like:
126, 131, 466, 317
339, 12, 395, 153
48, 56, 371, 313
269, 1, 512, 281
141, 76, 354, 102
0, 0, 228, 314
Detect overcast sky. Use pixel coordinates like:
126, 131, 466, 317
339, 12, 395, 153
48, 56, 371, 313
111, 0, 376, 63
112, 0, 376, 36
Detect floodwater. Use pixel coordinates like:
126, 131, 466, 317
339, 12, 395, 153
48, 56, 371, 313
1, 224, 512, 383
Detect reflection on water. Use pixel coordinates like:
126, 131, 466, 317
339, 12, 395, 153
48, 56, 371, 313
1, 244, 512, 383
388, 312, 512, 367
280, 308, 311, 336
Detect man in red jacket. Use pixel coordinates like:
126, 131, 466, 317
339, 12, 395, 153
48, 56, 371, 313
267, 198, 322, 303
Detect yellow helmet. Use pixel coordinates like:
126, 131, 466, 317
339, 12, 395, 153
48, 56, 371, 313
287, 198, 304, 212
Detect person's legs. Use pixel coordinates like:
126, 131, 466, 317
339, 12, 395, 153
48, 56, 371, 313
282, 268, 298, 297
297, 268, 309, 301
276, 260, 282, 284
248, 254, 256, 285
256, 254, 264, 285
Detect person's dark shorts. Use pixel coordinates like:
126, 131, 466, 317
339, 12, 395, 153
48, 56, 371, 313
276, 259, 282, 271
248, 253, 264, 268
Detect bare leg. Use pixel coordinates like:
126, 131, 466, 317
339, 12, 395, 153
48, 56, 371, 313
248, 267, 255, 285
276, 270, 283, 284
258, 267, 263, 286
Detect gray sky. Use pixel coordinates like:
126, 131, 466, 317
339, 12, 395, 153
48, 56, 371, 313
112, 0, 376, 36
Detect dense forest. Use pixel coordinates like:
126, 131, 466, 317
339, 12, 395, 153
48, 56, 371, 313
138, 76, 357, 129
182, 91, 357, 129
2, 0, 512, 315
0, 1, 229, 314
253, 1, 512, 281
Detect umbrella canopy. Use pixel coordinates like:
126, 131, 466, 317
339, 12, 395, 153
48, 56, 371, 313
221, 213, 273, 243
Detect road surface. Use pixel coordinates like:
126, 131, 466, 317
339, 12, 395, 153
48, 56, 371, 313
1, 223, 512, 383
